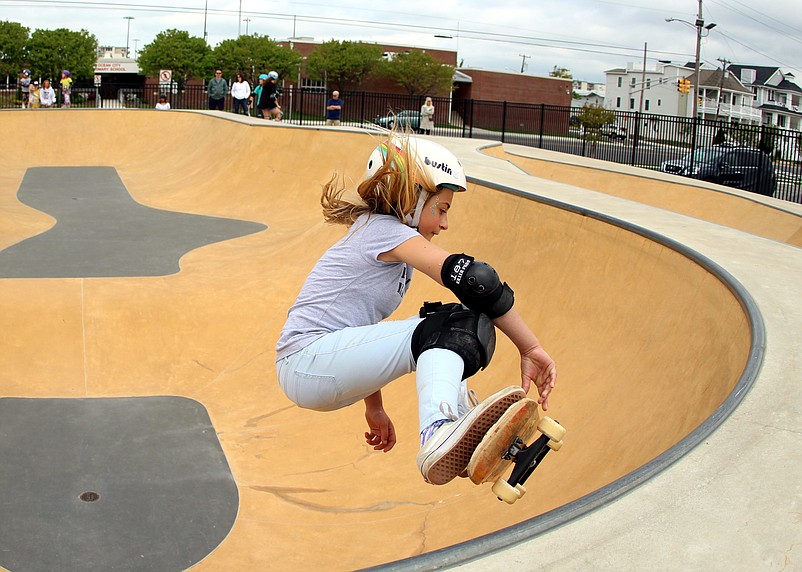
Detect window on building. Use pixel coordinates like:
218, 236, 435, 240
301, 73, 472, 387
629, 98, 635, 109
778, 115, 787, 127
767, 90, 776, 102
301, 77, 326, 92
616, 97, 621, 108
658, 99, 662, 107
645, 100, 650, 111
647, 79, 651, 89
630, 77, 636, 87
617, 77, 622, 88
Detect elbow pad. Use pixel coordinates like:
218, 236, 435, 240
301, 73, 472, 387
441, 254, 514, 319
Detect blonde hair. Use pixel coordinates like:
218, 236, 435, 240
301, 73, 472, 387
321, 133, 436, 226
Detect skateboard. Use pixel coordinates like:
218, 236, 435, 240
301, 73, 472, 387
467, 398, 565, 504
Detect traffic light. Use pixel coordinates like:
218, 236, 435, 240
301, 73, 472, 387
676, 78, 691, 94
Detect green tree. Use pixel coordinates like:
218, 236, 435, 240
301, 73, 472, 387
0, 21, 29, 79
549, 66, 573, 79
137, 29, 211, 84
26, 27, 97, 81
211, 34, 301, 85
306, 40, 384, 91
381, 50, 454, 96
578, 103, 616, 157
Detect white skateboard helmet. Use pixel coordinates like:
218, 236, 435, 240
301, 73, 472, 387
364, 137, 467, 227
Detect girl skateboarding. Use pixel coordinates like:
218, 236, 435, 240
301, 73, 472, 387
276, 135, 556, 485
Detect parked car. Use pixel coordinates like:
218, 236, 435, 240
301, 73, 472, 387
599, 123, 627, 140
660, 144, 777, 197
373, 110, 421, 131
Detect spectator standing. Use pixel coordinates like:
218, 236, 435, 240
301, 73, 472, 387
325, 90, 343, 126
29, 81, 40, 108
231, 73, 251, 115
39, 80, 56, 108
20, 69, 31, 108
207, 69, 228, 111
60, 70, 73, 108
420, 97, 435, 135
155, 94, 171, 110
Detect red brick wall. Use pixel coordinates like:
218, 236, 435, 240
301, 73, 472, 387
456, 69, 572, 106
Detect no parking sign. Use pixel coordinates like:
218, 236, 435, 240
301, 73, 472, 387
159, 70, 172, 84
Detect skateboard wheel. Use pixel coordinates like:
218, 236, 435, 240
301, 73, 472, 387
492, 479, 520, 504
538, 416, 566, 442
515, 484, 527, 498
548, 439, 563, 451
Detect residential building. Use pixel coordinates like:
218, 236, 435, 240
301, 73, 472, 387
572, 80, 605, 108
605, 62, 691, 116
727, 65, 802, 131
691, 68, 758, 124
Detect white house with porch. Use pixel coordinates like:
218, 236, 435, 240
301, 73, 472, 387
727, 65, 802, 132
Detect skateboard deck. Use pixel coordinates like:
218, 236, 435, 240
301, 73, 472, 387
467, 398, 565, 504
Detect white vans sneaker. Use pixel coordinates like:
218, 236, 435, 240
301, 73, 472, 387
417, 386, 526, 485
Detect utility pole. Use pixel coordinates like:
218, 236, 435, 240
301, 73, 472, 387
638, 42, 647, 114
714, 57, 731, 123
519, 54, 530, 74
203, 0, 208, 44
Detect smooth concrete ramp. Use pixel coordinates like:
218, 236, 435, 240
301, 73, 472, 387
482, 143, 802, 248
0, 110, 798, 571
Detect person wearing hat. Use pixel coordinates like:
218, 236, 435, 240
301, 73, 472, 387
251, 74, 268, 119
60, 70, 73, 108
29, 80, 41, 109
20, 69, 31, 109
155, 94, 171, 110
256, 71, 282, 121
275, 135, 556, 485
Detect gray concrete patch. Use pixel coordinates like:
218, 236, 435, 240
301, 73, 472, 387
0, 167, 266, 278
0, 396, 239, 572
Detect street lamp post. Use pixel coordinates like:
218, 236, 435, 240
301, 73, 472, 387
133, 39, 140, 59
124, 16, 134, 59
666, 1, 715, 120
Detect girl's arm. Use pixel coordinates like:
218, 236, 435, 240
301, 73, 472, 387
380, 236, 556, 409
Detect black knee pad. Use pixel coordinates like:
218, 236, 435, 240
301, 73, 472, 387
411, 301, 497, 379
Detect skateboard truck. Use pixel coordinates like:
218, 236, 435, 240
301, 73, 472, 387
468, 397, 565, 504
501, 433, 554, 498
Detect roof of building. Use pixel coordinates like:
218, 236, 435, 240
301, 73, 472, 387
758, 103, 802, 116
691, 69, 752, 94
727, 64, 802, 93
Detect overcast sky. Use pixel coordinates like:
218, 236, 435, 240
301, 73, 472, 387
2, 0, 800, 84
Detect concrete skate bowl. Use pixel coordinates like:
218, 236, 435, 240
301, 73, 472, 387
0, 110, 762, 571
482, 143, 802, 248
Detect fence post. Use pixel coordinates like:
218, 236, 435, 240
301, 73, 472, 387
630, 111, 640, 167
538, 104, 545, 148
501, 101, 507, 144
468, 99, 474, 138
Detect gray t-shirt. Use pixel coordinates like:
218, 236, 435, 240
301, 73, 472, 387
276, 213, 419, 360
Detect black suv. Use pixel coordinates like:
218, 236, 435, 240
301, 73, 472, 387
660, 144, 777, 197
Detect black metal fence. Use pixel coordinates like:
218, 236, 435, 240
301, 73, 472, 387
2, 81, 800, 203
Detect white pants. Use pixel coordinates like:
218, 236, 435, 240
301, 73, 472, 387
276, 316, 464, 432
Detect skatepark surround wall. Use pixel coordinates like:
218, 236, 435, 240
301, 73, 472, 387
482, 144, 802, 248
0, 110, 755, 570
